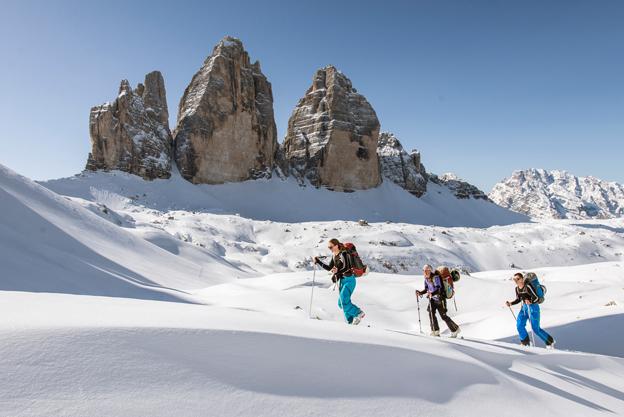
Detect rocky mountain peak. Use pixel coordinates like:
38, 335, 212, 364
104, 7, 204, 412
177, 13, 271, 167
377, 132, 428, 197
85, 71, 172, 180
490, 169, 624, 219
174, 36, 278, 184
283, 66, 381, 191
430, 172, 489, 200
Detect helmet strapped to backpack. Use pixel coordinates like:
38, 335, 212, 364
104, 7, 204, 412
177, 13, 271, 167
524, 272, 546, 304
343, 242, 368, 277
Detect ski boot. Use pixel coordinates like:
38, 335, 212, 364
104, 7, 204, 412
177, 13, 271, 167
546, 336, 556, 350
352, 311, 366, 325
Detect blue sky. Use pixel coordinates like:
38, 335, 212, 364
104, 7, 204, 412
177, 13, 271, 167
1, 0, 622, 191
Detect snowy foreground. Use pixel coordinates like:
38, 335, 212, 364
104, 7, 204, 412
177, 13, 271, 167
1, 164, 624, 416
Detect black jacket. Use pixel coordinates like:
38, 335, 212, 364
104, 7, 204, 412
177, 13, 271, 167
510, 284, 539, 305
317, 251, 353, 281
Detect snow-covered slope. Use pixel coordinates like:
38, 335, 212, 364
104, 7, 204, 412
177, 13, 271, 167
42, 169, 528, 227
0, 164, 244, 301
2, 262, 624, 417
490, 169, 624, 219
3, 163, 624, 416
38, 174, 624, 275
193, 262, 624, 356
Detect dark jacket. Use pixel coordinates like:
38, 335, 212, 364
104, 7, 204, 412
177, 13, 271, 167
317, 251, 353, 281
510, 284, 539, 305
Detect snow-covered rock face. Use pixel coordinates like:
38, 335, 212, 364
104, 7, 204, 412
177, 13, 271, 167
174, 36, 278, 184
86, 71, 172, 180
490, 169, 624, 219
430, 172, 489, 200
283, 65, 381, 191
377, 132, 428, 197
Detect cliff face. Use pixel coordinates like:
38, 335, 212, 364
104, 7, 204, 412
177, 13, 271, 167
377, 132, 428, 197
431, 173, 489, 200
86, 71, 172, 180
174, 36, 278, 184
282, 66, 381, 191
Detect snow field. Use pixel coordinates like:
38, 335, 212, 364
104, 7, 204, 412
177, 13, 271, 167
1, 163, 623, 416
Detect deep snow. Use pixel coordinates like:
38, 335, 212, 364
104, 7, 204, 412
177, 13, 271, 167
1, 163, 624, 416
2, 289, 624, 417
37, 169, 624, 276
42, 168, 528, 227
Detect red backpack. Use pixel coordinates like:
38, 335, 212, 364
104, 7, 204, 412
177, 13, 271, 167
343, 242, 368, 277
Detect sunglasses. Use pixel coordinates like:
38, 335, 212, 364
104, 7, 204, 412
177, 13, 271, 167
328, 244, 335, 249
513, 277, 523, 281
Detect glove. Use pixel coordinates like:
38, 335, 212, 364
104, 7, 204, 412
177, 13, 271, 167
505, 301, 511, 307
415, 290, 421, 297
331, 274, 337, 283
313, 256, 319, 264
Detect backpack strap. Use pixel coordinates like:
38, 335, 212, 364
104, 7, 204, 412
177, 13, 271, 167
342, 249, 354, 274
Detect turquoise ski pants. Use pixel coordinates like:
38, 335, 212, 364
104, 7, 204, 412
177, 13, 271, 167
338, 275, 362, 323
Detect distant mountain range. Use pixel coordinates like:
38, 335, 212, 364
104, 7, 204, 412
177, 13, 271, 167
489, 169, 624, 220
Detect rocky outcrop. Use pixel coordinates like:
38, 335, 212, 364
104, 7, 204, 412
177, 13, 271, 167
431, 173, 489, 200
86, 71, 172, 179
490, 169, 624, 219
283, 65, 381, 191
377, 132, 428, 197
174, 36, 278, 184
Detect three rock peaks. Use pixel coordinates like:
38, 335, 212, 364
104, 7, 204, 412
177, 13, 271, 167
86, 36, 484, 200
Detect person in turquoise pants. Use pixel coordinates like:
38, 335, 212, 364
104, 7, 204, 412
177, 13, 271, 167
338, 275, 361, 323
315, 238, 365, 325
506, 273, 555, 348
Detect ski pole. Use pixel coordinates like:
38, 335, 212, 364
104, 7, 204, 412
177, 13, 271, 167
453, 296, 458, 312
526, 303, 537, 347
309, 261, 317, 319
507, 304, 517, 321
416, 292, 423, 334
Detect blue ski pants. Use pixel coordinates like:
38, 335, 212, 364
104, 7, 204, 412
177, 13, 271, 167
517, 303, 552, 344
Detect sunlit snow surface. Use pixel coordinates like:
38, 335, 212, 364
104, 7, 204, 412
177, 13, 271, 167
1, 164, 623, 417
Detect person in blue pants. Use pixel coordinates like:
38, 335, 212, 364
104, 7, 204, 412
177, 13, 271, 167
506, 273, 555, 348
315, 239, 365, 325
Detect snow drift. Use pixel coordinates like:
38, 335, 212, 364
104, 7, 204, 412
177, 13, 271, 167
1, 290, 623, 417
0, 164, 243, 301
